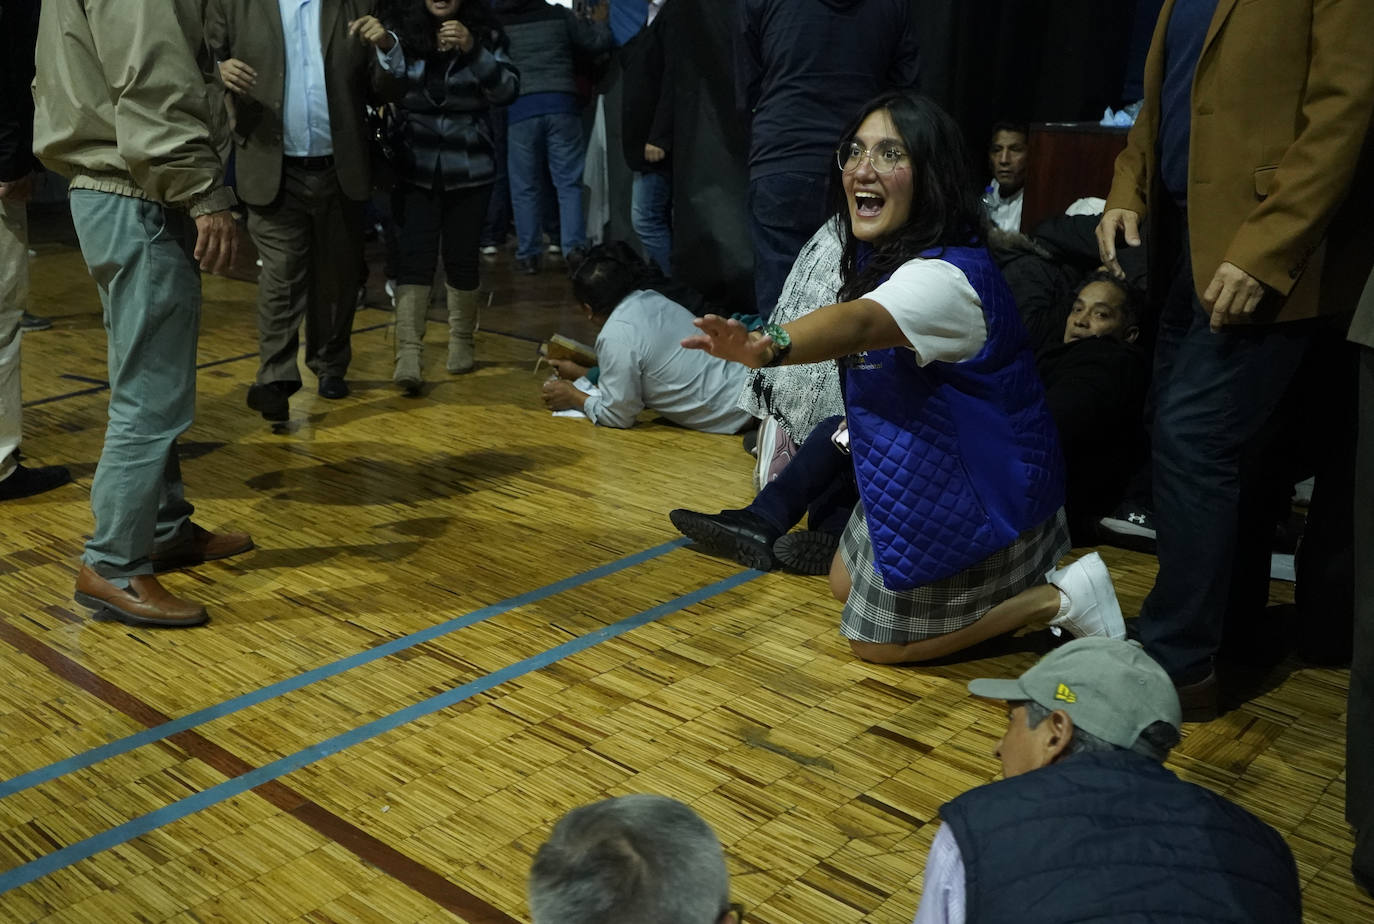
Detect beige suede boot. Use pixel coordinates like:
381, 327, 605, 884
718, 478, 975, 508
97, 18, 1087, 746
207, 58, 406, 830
392, 284, 430, 394
446, 285, 481, 374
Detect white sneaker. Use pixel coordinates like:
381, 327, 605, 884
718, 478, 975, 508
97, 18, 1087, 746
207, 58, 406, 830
480, 244, 499, 256
1047, 552, 1126, 640
547, 243, 561, 256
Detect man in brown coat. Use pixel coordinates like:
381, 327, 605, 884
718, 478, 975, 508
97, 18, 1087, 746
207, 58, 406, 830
1097, 0, 1374, 720
206, 0, 380, 421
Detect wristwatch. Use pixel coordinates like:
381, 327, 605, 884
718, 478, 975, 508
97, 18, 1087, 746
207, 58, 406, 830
761, 323, 792, 367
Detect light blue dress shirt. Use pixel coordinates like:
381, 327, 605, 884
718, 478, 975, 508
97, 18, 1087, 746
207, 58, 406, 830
279, 0, 333, 156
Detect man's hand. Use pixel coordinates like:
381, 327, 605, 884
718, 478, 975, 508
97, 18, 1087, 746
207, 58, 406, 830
194, 210, 240, 276
218, 58, 257, 95
644, 144, 666, 164
547, 358, 590, 381
681, 315, 776, 369
1202, 261, 1267, 332
542, 378, 588, 411
348, 16, 397, 51
0, 173, 35, 203
437, 20, 473, 53
1095, 208, 1141, 279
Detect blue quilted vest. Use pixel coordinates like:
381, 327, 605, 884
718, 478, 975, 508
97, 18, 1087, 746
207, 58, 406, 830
843, 245, 1064, 589
940, 750, 1302, 923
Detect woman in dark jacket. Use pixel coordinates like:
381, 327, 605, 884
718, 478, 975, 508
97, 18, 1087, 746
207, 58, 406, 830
360, 0, 518, 391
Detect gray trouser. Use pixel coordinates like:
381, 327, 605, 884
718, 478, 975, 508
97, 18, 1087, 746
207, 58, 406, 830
246, 162, 362, 385
0, 199, 27, 481
69, 190, 198, 579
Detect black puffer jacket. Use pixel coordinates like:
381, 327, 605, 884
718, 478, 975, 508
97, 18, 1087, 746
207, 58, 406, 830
386, 34, 519, 190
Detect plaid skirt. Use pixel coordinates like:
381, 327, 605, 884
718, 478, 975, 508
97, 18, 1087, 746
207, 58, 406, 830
839, 505, 1071, 644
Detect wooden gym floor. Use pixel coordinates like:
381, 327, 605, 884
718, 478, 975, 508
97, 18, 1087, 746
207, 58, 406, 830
1, 208, 1370, 923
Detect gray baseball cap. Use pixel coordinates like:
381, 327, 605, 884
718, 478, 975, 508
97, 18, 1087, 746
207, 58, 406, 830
968, 637, 1182, 748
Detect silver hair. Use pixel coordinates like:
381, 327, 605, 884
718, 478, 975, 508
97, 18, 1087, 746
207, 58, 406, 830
1022, 701, 1180, 763
528, 794, 730, 924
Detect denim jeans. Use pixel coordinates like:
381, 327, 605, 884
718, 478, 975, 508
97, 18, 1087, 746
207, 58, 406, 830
1139, 234, 1315, 680
69, 190, 199, 580
632, 170, 672, 275
507, 112, 588, 260
748, 171, 830, 320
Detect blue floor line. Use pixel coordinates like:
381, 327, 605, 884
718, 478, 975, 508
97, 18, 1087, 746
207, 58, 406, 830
0, 570, 760, 893
0, 538, 689, 800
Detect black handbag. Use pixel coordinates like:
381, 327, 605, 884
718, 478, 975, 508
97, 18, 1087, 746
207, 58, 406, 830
367, 103, 403, 191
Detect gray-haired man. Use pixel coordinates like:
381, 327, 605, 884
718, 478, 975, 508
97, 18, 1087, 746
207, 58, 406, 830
912, 638, 1300, 924
529, 794, 739, 924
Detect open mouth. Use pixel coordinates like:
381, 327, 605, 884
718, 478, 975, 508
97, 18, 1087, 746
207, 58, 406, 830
854, 191, 885, 218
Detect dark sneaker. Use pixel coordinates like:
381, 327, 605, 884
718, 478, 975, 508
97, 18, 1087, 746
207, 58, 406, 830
773, 530, 839, 575
1097, 502, 1157, 553
0, 464, 72, 500
669, 508, 779, 571
515, 256, 541, 275
20, 311, 52, 331
317, 375, 350, 399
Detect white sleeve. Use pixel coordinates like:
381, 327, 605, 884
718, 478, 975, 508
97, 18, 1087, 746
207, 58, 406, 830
864, 259, 988, 365
912, 824, 967, 924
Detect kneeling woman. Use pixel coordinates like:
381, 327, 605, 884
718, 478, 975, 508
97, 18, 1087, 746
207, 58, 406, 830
684, 93, 1125, 663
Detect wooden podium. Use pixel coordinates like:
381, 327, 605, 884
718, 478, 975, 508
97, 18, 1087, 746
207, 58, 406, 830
1020, 122, 1131, 232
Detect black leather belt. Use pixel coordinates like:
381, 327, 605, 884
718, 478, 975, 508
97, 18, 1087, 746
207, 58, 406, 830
284, 155, 335, 170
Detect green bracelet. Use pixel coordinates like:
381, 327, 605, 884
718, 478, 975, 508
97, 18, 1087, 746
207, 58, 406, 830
761, 323, 792, 367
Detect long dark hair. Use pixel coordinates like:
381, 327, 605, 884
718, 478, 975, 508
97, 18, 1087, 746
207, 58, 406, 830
834, 92, 989, 302
378, 0, 509, 59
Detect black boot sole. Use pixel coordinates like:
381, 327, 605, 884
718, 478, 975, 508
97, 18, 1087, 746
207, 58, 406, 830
773, 531, 839, 575
669, 510, 776, 571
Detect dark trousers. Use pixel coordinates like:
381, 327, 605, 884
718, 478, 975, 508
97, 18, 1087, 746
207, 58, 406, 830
391, 181, 493, 291
747, 415, 857, 535
246, 162, 363, 384
748, 171, 830, 320
1349, 343, 1374, 891
481, 107, 511, 246
1140, 233, 1338, 680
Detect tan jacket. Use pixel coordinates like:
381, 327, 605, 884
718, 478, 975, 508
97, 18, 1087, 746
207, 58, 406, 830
32, 0, 235, 216
205, 0, 379, 206
1106, 0, 1374, 325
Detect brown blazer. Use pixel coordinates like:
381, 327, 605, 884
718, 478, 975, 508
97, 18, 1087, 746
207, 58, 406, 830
205, 0, 379, 205
1106, 0, 1374, 324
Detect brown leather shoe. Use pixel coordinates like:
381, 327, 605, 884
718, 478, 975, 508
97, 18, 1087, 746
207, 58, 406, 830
151, 524, 254, 572
74, 566, 209, 628
1175, 670, 1220, 723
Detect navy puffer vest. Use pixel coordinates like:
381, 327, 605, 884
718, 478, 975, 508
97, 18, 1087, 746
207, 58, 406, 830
940, 750, 1301, 923
843, 246, 1064, 589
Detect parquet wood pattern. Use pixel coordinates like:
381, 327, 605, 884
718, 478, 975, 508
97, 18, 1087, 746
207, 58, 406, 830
0, 219, 1368, 922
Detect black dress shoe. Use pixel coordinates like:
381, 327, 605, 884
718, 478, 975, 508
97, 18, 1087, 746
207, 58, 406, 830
0, 464, 72, 500
515, 256, 541, 275
247, 381, 295, 422
773, 530, 840, 575
318, 375, 350, 399
669, 508, 780, 571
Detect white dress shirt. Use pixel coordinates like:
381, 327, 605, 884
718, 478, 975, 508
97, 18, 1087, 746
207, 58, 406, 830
279, 0, 333, 156
983, 180, 1024, 232
912, 824, 967, 924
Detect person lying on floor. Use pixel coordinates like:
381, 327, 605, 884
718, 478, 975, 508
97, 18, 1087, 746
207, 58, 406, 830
682, 91, 1125, 664
541, 242, 758, 433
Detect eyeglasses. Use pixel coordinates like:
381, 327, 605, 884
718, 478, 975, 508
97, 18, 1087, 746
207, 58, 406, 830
836, 140, 909, 174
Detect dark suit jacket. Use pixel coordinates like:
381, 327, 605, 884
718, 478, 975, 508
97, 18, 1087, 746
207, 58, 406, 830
1106, 0, 1374, 324
205, 0, 380, 205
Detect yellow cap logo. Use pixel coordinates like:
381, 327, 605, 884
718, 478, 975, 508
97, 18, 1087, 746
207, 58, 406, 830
1054, 683, 1077, 703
